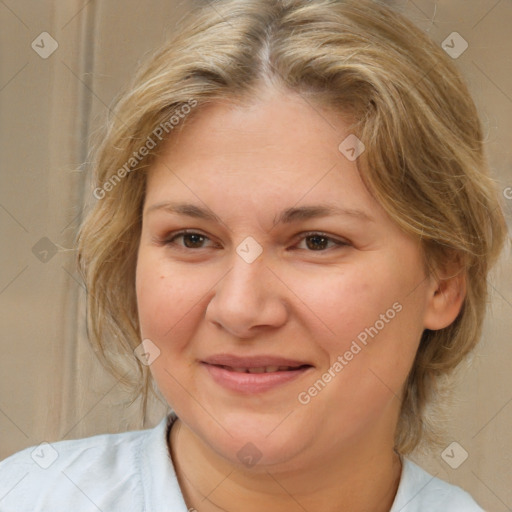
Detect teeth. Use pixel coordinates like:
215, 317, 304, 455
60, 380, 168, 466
247, 367, 267, 374
226, 365, 294, 373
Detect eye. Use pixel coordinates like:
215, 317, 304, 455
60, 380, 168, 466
162, 230, 215, 250
293, 231, 350, 252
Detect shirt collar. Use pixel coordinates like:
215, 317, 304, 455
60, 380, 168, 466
140, 411, 189, 511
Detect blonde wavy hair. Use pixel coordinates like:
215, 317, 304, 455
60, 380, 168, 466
77, 0, 507, 453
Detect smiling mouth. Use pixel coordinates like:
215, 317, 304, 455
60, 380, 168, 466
202, 362, 314, 393
215, 364, 312, 374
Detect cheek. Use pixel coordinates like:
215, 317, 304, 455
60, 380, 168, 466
295, 260, 424, 390
135, 253, 206, 403
292, 265, 403, 354
135, 250, 202, 345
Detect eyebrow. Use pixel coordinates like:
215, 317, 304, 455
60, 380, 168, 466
145, 201, 375, 226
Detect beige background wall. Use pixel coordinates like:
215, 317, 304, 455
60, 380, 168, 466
0, 0, 510, 510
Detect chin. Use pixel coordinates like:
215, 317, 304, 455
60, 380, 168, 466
187, 408, 313, 470
220, 434, 309, 472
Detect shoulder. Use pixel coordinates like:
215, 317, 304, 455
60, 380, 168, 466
391, 458, 485, 512
0, 424, 152, 512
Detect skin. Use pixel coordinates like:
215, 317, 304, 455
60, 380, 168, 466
135, 85, 465, 512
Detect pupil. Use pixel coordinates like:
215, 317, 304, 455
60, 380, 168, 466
184, 234, 203, 248
307, 235, 327, 250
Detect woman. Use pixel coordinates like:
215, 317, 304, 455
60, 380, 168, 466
0, 0, 507, 510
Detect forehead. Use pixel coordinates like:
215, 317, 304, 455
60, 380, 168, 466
145, 90, 377, 212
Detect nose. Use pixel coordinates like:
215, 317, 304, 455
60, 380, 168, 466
205, 249, 288, 339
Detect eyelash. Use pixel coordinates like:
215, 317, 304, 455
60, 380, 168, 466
160, 230, 350, 252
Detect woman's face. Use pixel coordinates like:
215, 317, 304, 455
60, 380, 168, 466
136, 87, 436, 470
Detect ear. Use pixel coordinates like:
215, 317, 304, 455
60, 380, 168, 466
423, 264, 467, 331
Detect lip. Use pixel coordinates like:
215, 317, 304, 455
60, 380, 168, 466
200, 354, 314, 394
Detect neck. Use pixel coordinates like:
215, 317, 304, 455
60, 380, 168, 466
168, 417, 403, 512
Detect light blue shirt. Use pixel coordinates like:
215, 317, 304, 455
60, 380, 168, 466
0, 413, 484, 511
